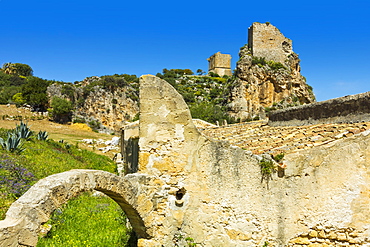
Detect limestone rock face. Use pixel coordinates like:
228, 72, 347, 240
47, 77, 139, 132
228, 22, 316, 121
74, 86, 139, 132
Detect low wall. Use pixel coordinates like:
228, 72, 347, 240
269, 91, 370, 126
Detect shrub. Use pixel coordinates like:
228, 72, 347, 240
49, 96, 73, 123
252, 57, 267, 67
273, 153, 285, 163
260, 158, 275, 187
11, 93, 26, 107
88, 120, 101, 132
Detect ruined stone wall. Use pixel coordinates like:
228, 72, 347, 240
269, 91, 370, 126
2, 75, 370, 247
207, 52, 232, 76
248, 22, 293, 64
137, 76, 370, 246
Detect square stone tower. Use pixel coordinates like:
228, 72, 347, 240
248, 22, 293, 64
207, 52, 232, 77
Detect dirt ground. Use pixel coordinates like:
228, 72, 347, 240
0, 105, 118, 157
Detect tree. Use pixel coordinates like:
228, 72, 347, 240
196, 69, 205, 75
2, 63, 17, 75
12, 93, 26, 107
1, 63, 33, 77
13, 63, 33, 77
21, 77, 51, 111
49, 96, 73, 123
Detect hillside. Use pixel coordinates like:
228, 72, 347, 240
0, 106, 133, 246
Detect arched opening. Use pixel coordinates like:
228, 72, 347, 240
37, 191, 138, 246
0, 169, 150, 247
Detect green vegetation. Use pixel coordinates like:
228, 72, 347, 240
251, 56, 286, 70
156, 68, 237, 124
260, 158, 276, 186
37, 192, 133, 247
0, 123, 132, 246
49, 96, 74, 123
273, 153, 285, 163
174, 233, 202, 247
2, 62, 33, 77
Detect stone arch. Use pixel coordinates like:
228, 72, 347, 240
0, 169, 150, 247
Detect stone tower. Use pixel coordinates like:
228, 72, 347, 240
207, 52, 232, 77
248, 22, 293, 64
228, 22, 316, 121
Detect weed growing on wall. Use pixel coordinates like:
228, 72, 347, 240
260, 158, 276, 188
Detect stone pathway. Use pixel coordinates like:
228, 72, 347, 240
199, 121, 370, 156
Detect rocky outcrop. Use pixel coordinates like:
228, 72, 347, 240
228, 22, 315, 121
47, 76, 139, 132
74, 85, 139, 132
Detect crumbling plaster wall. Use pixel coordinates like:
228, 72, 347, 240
137, 75, 370, 246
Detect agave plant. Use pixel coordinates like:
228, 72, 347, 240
0, 134, 25, 154
14, 121, 33, 140
36, 130, 48, 141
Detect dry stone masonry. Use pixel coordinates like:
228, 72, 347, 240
1, 75, 370, 247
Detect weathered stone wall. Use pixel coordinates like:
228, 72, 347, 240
207, 52, 232, 76
136, 76, 370, 246
2, 75, 370, 247
269, 91, 370, 126
248, 22, 293, 64
0, 169, 158, 246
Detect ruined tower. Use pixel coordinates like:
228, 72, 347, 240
248, 22, 293, 64
228, 22, 316, 121
207, 52, 232, 77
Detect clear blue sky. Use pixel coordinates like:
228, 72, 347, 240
1, 0, 369, 102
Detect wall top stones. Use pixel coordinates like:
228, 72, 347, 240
248, 22, 293, 64
269, 91, 370, 126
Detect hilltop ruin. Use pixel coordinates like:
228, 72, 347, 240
229, 22, 315, 121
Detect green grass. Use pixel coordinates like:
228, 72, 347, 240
37, 192, 133, 247
0, 125, 132, 246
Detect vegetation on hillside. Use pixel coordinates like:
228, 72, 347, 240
0, 62, 239, 125
156, 68, 238, 124
0, 65, 60, 111
0, 123, 133, 246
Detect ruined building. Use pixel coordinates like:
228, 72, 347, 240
248, 22, 293, 64
1, 75, 370, 247
207, 52, 232, 77
1, 23, 370, 247
229, 22, 315, 121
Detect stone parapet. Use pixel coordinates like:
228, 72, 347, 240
269, 91, 370, 126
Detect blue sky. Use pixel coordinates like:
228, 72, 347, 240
1, 0, 369, 102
